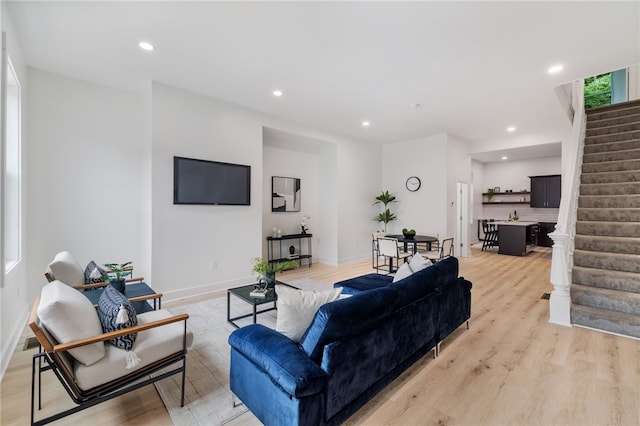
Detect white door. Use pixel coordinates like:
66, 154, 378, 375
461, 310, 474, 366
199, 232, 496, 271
456, 182, 470, 257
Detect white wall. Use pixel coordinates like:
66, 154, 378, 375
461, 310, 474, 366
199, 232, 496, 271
382, 134, 448, 239
150, 82, 381, 299
335, 140, 382, 264
1, 4, 29, 378
26, 69, 147, 295
150, 82, 263, 297
471, 160, 485, 241
447, 135, 472, 255
482, 156, 561, 192
478, 155, 561, 223
263, 146, 319, 259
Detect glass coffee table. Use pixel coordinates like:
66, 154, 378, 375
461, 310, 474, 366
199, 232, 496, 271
227, 281, 293, 328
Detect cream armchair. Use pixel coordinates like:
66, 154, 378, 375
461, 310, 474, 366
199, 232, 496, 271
29, 280, 192, 425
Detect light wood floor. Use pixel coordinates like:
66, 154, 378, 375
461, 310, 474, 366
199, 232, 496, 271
2, 248, 639, 425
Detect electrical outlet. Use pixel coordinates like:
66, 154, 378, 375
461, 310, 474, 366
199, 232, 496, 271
209, 260, 218, 271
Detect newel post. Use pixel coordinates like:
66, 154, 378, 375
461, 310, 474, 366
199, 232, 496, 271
548, 230, 572, 326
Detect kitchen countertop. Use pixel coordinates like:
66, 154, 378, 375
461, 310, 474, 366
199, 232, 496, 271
494, 221, 539, 226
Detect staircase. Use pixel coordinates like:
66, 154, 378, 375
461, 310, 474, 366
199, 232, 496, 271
570, 99, 640, 338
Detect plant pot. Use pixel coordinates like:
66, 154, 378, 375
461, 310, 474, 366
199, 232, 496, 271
109, 279, 126, 293
264, 271, 276, 289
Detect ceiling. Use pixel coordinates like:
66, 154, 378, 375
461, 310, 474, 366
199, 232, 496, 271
5, 1, 640, 150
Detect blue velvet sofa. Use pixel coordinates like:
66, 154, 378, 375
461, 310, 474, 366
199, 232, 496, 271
228, 256, 471, 426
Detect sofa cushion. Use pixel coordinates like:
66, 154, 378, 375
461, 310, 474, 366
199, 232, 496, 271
74, 309, 193, 390
409, 252, 432, 272
333, 273, 393, 295
276, 285, 343, 342
97, 285, 138, 350
48, 251, 85, 286
299, 286, 398, 363
37, 280, 105, 366
392, 262, 413, 282
84, 260, 108, 284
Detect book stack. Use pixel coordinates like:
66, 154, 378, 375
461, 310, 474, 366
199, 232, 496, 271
250, 288, 269, 298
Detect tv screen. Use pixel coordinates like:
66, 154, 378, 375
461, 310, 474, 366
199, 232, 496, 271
173, 156, 251, 205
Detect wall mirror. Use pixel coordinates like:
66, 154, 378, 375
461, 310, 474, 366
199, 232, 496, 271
272, 176, 301, 212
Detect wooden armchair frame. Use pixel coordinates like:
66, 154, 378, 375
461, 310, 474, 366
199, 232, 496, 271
28, 295, 189, 426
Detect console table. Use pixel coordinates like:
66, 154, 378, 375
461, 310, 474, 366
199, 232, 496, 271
266, 233, 312, 268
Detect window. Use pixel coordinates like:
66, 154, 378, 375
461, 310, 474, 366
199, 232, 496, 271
584, 69, 627, 109
3, 52, 21, 274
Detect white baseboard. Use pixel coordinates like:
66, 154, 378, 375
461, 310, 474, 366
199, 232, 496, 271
160, 276, 253, 304
0, 306, 30, 381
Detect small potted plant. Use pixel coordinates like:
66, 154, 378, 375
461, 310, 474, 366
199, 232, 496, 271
402, 228, 416, 239
103, 261, 132, 293
300, 214, 311, 234
251, 257, 298, 289
486, 188, 495, 202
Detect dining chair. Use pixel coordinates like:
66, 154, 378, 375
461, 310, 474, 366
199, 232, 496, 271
416, 232, 439, 255
426, 237, 454, 262
376, 237, 412, 274
371, 232, 387, 268
481, 220, 499, 251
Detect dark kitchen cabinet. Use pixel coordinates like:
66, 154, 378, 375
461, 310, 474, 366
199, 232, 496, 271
530, 175, 561, 208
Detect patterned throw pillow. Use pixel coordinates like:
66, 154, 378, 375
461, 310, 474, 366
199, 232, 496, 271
84, 260, 108, 284
97, 285, 137, 350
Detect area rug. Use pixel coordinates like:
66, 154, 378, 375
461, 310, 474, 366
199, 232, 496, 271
153, 278, 330, 425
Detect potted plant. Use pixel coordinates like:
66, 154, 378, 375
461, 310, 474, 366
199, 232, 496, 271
103, 261, 132, 293
300, 214, 311, 234
486, 188, 495, 202
251, 258, 298, 289
402, 228, 416, 239
373, 190, 398, 233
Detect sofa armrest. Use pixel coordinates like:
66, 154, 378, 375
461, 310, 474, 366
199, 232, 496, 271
229, 324, 327, 397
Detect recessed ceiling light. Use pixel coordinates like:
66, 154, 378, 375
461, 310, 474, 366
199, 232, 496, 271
138, 41, 154, 51
507, 126, 516, 132
273, 90, 283, 97
362, 121, 370, 127
501, 156, 508, 160
548, 64, 563, 74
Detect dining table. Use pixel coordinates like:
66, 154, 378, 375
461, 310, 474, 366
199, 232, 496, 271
386, 234, 438, 253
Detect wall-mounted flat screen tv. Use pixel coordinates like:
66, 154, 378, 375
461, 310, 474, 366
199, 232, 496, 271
173, 156, 251, 205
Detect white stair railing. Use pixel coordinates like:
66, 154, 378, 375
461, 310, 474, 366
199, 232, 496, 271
548, 79, 586, 326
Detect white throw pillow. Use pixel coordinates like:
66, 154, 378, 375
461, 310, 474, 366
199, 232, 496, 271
275, 285, 342, 342
409, 252, 432, 273
392, 262, 413, 282
37, 280, 105, 366
49, 251, 85, 286
392, 253, 432, 283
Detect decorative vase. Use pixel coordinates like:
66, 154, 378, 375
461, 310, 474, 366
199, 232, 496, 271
264, 271, 276, 289
110, 279, 126, 293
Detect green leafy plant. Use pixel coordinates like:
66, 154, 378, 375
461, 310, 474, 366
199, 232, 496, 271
373, 190, 398, 232
250, 258, 298, 279
103, 261, 132, 281
374, 190, 397, 206
402, 228, 416, 236
486, 188, 495, 201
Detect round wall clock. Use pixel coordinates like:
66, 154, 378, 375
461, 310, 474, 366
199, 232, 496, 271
406, 176, 421, 192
